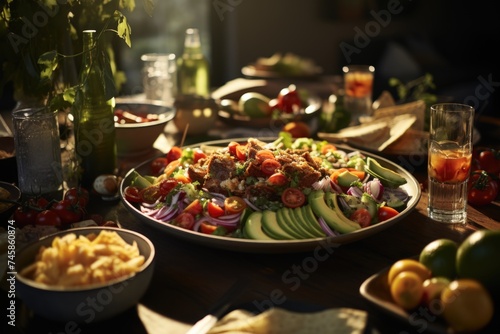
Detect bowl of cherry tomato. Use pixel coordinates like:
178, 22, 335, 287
114, 100, 176, 157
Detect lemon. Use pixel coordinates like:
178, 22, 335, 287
390, 271, 424, 310
441, 279, 494, 332
387, 259, 431, 285
419, 238, 458, 280
456, 229, 500, 296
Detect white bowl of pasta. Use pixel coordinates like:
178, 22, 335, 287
14, 226, 155, 324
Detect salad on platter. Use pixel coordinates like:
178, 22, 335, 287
123, 134, 411, 240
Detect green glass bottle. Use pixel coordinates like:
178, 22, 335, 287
177, 28, 210, 97
73, 30, 116, 188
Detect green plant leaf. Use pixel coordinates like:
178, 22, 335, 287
115, 10, 132, 47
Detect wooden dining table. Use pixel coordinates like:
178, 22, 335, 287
4, 108, 500, 334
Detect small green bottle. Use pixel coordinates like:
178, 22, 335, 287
177, 28, 210, 97
73, 30, 116, 188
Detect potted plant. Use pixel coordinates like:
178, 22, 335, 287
0, 0, 152, 111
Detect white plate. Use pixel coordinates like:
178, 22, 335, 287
120, 138, 421, 253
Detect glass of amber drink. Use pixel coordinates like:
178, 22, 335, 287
428, 103, 474, 223
342, 65, 375, 125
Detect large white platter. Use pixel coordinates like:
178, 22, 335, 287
120, 138, 421, 253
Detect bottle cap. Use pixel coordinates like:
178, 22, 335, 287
184, 28, 201, 48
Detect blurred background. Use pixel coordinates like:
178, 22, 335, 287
2, 0, 499, 120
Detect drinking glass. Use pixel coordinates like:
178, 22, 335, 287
427, 103, 474, 223
342, 65, 375, 125
141, 53, 177, 105
12, 108, 63, 199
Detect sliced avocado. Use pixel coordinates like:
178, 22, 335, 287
385, 193, 407, 212
261, 210, 295, 240
361, 193, 378, 222
131, 170, 153, 189
337, 170, 360, 187
238, 92, 271, 118
308, 190, 360, 234
365, 157, 407, 188
295, 206, 326, 237
276, 208, 304, 239
281, 207, 316, 239
243, 211, 274, 240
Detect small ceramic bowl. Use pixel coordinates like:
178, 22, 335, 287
115, 100, 176, 157
15, 226, 155, 324
173, 95, 219, 135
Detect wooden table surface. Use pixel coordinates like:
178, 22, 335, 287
6, 115, 500, 334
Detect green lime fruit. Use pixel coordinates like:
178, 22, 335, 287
419, 238, 458, 280
456, 229, 500, 296
238, 92, 271, 118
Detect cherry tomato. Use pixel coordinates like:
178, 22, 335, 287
281, 188, 306, 208
349, 208, 371, 227
183, 199, 203, 216
123, 186, 141, 203
477, 148, 500, 175
150, 157, 169, 175
35, 209, 62, 226
267, 172, 288, 186
64, 186, 90, 208
166, 146, 183, 162
378, 206, 399, 222
261, 159, 281, 175
235, 144, 248, 161
224, 196, 247, 214
256, 149, 275, 162
159, 178, 178, 196
174, 212, 195, 230
13, 206, 38, 227
227, 141, 240, 156
200, 221, 218, 234
51, 199, 84, 225
29, 196, 50, 210
207, 201, 225, 218
139, 185, 162, 204
468, 170, 499, 206
193, 148, 207, 163
277, 84, 302, 113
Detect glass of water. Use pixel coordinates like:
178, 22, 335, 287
141, 53, 177, 106
12, 108, 63, 199
427, 103, 474, 223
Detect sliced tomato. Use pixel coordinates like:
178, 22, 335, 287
224, 196, 247, 214
166, 146, 183, 162
378, 206, 399, 222
207, 201, 225, 218
350, 208, 371, 227
159, 178, 178, 196
200, 221, 218, 234
151, 157, 169, 175
256, 149, 275, 161
235, 144, 248, 161
139, 185, 162, 204
267, 172, 288, 186
183, 199, 203, 216
261, 158, 281, 175
281, 187, 306, 208
124, 186, 142, 203
174, 212, 195, 230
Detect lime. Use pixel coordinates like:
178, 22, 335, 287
456, 229, 500, 296
441, 279, 494, 332
419, 238, 458, 280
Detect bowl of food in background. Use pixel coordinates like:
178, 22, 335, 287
114, 100, 176, 157
0, 136, 17, 184
173, 94, 219, 135
0, 181, 21, 223
15, 226, 155, 324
